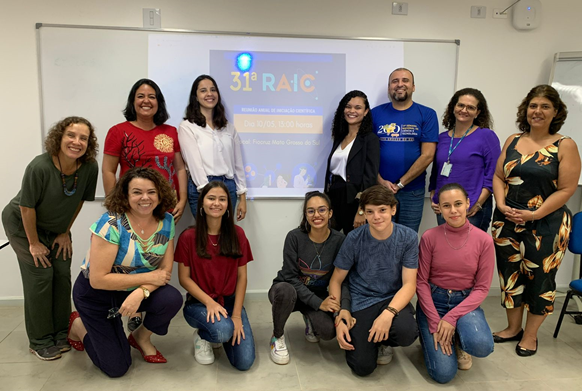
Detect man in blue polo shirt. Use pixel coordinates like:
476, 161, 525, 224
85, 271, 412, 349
371, 68, 438, 232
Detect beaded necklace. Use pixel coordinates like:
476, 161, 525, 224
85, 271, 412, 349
56, 155, 79, 196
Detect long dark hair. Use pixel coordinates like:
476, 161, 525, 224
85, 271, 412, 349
184, 75, 228, 129
123, 79, 169, 126
299, 191, 332, 233
442, 87, 493, 130
331, 90, 373, 141
195, 181, 241, 259
516, 84, 567, 135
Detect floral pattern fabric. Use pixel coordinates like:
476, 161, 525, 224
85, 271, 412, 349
492, 135, 571, 315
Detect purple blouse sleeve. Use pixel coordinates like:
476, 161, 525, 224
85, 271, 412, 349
481, 129, 501, 193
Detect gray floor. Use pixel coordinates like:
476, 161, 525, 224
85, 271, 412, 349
0, 295, 581, 391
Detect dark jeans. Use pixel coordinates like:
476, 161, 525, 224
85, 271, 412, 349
394, 188, 425, 233
346, 301, 418, 377
268, 282, 335, 340
187, 176, 237, 218
417, 285, 493, 384
436, 196, 493, 232
4, 229, 71, 350
72, 272, 183, 378
183, 295, 255, 371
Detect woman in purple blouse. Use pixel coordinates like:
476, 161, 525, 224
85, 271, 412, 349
429, 88, 501, 232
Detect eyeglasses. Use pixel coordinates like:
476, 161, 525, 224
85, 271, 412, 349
306, 207, 329, 216
455, 103, 478, 113
107, 307, 120, 319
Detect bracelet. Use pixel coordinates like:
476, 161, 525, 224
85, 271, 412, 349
384, 306, 399, 317
396, 181, 405, 190
475, 202, 482, 211
231, 315, 241, 319
531, 210, 535, 222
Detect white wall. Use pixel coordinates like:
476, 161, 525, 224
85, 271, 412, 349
1, 0, 581, 300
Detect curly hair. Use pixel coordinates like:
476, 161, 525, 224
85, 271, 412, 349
195, 181, 241, 259
44, 116, 98, 164
442, 88, 493, 130
184, 75, 228, 130
104, 167, 176, 220
123, 79, 170, 126
516, 84, 567, 135
331, 90, 373, 141
299, 191, 332, 233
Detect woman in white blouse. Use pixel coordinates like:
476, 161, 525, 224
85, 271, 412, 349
178, 75, 248, 221
324, 90, 380, 234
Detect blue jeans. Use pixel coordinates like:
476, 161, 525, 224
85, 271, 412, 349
416, 285, 494, 384
187, 176, 237, 218
183, 296, 255, 371
436, 196, 493, 232
394, 187, 425, 232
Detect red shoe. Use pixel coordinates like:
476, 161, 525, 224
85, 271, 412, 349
67, 311, 84, 351
128, 333, 167, 363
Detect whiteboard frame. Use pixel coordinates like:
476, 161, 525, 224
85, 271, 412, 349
36, 23, 460, 200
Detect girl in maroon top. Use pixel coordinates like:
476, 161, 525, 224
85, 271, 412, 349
175, 181, 255, 370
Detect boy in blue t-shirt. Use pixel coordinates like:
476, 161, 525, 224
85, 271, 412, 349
329, 185, 419, 377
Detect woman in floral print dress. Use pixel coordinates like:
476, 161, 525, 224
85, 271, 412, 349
491, 85, 580, 356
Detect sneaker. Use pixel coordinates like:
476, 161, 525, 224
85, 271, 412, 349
377, 345, 394, 365
455, 342, 472, 370
270, 335, 290, 365
193, 329, 214, 365
303, 315, 320, 343
54, 339, 71, 353
29, 346, 62, 361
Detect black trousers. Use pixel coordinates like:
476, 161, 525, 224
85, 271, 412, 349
346, 300, 418, 377
327, 175, 359, 235
72, 272, 183, 377
268, 282, 335, 340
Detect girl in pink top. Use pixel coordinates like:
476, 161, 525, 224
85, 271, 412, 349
416, 183, 494, 384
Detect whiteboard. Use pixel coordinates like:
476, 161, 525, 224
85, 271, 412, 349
549, 51, 582, 185
37, 24, 459, 198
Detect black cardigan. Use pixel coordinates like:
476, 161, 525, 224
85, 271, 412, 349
324, 131, 380, 202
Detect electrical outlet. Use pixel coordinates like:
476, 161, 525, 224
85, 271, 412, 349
471, 6, 486, 19
392, 2, 408, 16
143, 8, 161, 29
493, 8, 508, 19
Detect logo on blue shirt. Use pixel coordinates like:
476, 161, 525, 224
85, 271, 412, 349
377, 123, 400, 136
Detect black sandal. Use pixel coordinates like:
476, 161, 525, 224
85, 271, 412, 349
493, 329, 524, 343
516, 339, 537, 357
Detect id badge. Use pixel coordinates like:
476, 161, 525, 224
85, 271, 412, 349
441, 162, 452, 177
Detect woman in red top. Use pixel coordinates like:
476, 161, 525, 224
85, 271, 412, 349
102, 78, 187, 222
175, 181, 255, 370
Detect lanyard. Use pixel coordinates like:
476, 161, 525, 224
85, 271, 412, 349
447, 125, 474, 163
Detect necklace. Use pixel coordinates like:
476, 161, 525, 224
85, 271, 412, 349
443, 225, 471, 250
208, 235, 219, 247
309, 231, 329, 269
56, 155, 79, 196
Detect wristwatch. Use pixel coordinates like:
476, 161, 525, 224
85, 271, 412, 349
396, 181, 405, 190
140, 286, 150, 299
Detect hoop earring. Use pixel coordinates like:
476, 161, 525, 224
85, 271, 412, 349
200, 207, 204, 215
227, 210, 230, 217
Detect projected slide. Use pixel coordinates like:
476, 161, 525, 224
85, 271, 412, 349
148, 34, 404, 198
210, 50, 345, 193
